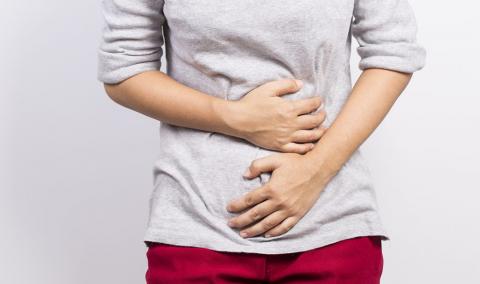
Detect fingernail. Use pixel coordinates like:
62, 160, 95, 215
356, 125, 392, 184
243, 168, 251, 178
240, 231, 248, 238
295, 79, 303, 88
264, 234, 272, 238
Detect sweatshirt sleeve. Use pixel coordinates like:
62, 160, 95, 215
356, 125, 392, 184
351, 0, 426, 73
97, 0, 166, 84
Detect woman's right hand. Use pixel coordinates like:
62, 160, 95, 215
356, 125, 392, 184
225, 79, 328, 154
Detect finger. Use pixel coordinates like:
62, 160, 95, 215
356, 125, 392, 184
263, 216, 298, 238
239, 210, 289, 238
291, 96, 323, 116
279, 142, 315, 154
243, 153, 282, 179
289, 127, 327, 143
295, 110, 327, 130
256, 78, 303, 97
226, 184, 270, 213
227, 199, 277, 229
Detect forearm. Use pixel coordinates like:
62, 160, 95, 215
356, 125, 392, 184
103, 70, 238, 137
304, 68, 412, 181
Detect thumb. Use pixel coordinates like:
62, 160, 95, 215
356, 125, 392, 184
243, 154, 282, 179
254, 78, 303, 98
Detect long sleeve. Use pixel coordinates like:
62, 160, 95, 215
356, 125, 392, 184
351, 0, 426, 73
97, 0, 166, 84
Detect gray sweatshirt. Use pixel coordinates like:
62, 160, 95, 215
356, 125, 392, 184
98, 0, 426, 254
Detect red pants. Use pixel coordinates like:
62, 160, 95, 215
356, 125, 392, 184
145, 236, 383, 284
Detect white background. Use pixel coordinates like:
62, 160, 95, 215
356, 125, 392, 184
1, 1, 479, 283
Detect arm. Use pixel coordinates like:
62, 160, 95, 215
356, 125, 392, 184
99, 0, 327, 154
225, 0, 426, 238
226, 69, 415, 238
306, 0, 427, 181
98, 0, 239, 135
104, 71, 327, 154
98, 0, 234, 133
104, 70, 241, 137
305, 68, 412, 183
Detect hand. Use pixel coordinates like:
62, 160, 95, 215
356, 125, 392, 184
224, 79, 328, 154
225, 152, 332, 238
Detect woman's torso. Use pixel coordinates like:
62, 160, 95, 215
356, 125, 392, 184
145, 0, 389, 254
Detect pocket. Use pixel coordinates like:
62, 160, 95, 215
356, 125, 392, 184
365, 236, 384, 278
368, 235, 383, 249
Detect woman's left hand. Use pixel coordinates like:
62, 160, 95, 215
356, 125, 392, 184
226, 152, 332, 238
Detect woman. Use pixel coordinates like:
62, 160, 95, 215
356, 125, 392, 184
98, 0, 426, 283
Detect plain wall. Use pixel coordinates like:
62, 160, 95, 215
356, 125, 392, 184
1, 1, 479, 283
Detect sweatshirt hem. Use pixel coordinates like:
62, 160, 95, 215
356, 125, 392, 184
143, 224, 390, 255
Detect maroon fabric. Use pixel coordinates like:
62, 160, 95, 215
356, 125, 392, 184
145, 236, 383, 284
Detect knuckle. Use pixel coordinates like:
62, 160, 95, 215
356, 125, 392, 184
287, 79, 298, 89
304, 144, 313, 152
281, 143, 298, 154
260, 189, 272, 200
279, 227, 288, 235
274, 135, 284, 144
312, 118, 323, 128
272, 141, 287, 152
245, 195, 254, 206
280, 199, 294, 211
263, 184, 275, 195
298, 148, 308, 155
309, 119, 319, 129
251, 209, 261, 220
289, 205, 300, 214
317, 111, 327, 121
278, 127, 290, 138
273, 201, 283, 211
284, 224, 293, 232
274, 197, 287, 209
278, 144, 288, 153
280, 103, 295, 117
249, 160, 259, 171
281, 204, 293, 214
269, 199, 282, 210
266, 184, 279, 195
262, 220, 276, 230
228, 203, 237, 212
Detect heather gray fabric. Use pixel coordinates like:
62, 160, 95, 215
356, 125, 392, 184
98, 0, 426, 254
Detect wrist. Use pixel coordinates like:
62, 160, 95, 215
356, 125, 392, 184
303, 147, 341, 185
210, 98, 246, 139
